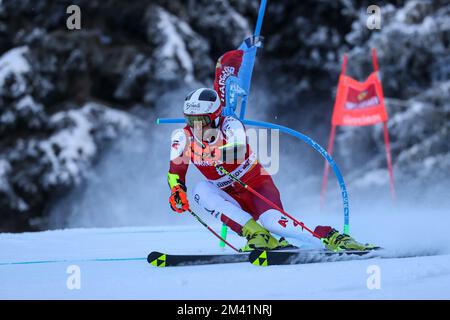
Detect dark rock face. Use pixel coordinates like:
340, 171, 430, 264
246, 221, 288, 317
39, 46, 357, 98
0, 0, 449, 231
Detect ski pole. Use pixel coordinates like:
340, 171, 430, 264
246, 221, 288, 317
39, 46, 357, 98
187, 208, 241, 252
209, 161, 321, 239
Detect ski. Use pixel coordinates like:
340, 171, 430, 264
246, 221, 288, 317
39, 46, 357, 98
249, 248, 381, 266
147, 251, 249, 267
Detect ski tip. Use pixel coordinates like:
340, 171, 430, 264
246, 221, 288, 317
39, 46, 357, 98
249, 250, 269, 267
147, 251, 167, 267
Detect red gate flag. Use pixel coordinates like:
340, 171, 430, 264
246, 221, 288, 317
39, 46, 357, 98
331, 52, 388, 126
321, 49, 396, 207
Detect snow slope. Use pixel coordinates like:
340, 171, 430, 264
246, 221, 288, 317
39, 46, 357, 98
1, 224, 450, 300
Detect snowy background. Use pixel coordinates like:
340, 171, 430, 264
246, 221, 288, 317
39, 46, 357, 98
0, 1, 449, 236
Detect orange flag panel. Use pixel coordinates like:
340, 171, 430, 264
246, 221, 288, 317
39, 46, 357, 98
332, 71, 388, 126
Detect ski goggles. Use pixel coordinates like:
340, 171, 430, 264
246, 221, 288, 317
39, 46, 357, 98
184, 114, 212, 128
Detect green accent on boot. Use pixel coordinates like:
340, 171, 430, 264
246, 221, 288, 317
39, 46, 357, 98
241, 219, 281, 252
321, 229, 374, 252
277, 237, 296, 249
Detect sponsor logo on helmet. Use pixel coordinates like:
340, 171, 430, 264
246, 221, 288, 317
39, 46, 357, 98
185, 102, 201, 110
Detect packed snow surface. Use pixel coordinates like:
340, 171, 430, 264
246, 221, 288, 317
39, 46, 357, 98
1, 221, 449, 299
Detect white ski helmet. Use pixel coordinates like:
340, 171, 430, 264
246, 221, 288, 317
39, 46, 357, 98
183, 88, 222, 128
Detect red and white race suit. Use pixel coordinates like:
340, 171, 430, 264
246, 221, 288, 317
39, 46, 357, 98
168, 115, 312, 242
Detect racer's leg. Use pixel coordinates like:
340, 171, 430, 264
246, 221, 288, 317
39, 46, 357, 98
193, 180, 284, 251
241, 174, 314, 243
192, 180, 252, 234
258, 209, 313, 243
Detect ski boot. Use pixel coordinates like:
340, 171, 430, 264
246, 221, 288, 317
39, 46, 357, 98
240, 219, 292, 252
315, 226, 377, 252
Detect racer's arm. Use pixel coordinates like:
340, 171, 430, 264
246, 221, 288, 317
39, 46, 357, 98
168, 129, 190, 213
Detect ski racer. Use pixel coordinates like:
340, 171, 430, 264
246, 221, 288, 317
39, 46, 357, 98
167, 87, 374, 252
